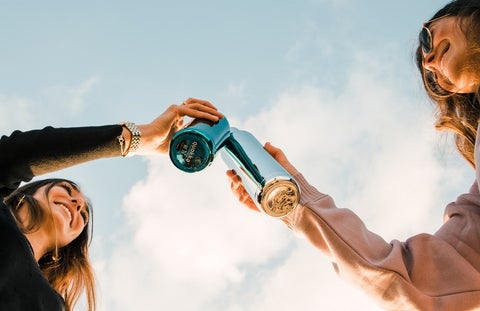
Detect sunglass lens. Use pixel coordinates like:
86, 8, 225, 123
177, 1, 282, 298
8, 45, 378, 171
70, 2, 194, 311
420, 27, 432, 54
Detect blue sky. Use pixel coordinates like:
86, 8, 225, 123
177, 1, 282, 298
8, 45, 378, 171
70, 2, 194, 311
0, 1, 474, 310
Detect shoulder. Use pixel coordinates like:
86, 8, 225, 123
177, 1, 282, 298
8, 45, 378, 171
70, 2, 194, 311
0, 202, 65, 310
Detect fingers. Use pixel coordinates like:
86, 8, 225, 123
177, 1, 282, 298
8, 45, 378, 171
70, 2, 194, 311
179, 98, 224, 122
263, 142, 299, 176
264, 142, 289, 164
138, 98, 222, 155
182, 97, 217, 109
264, 142, 281, 158
226, 169, 259, 212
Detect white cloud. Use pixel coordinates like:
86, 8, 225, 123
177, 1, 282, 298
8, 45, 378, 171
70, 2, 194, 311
0, 95, 37, 131
69, 77, 99, 112
95, 52, 471, 310
95, 158, 292, 310
42, 76, 99, 114
0, 77, 99, 133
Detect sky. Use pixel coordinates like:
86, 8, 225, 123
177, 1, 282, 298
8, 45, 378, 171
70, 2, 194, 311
0, 1, 475, 310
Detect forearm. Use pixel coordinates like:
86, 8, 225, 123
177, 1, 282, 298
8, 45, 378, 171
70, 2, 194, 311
0, 125, 122, 194
282, 173, 480, 311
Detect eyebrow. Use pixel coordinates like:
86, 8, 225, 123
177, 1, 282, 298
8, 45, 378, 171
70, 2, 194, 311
50, 181, 90, 212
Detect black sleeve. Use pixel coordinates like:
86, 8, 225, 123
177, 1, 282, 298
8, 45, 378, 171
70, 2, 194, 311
0, 125, 123, 197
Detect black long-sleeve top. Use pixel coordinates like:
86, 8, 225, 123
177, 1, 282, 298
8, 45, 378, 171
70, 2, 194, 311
0, 125, 122, 310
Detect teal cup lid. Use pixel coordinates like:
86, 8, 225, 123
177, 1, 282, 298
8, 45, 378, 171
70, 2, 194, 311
169, 130, 214, 172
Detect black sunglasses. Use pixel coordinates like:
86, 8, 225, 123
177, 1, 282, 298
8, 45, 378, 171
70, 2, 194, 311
419, 26, 433, 54
419, 15, 450, 55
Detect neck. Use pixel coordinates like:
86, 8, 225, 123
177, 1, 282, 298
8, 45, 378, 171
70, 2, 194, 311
25, 231, 51, 262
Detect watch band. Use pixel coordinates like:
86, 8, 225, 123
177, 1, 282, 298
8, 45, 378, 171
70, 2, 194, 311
121, 122, 141, 156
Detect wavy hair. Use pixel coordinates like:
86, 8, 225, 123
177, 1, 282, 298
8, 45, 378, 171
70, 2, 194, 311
4, 178, 96, 311
416, 0, 480, 167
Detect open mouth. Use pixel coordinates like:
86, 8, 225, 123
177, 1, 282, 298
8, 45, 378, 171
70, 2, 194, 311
56, 203, 73, 225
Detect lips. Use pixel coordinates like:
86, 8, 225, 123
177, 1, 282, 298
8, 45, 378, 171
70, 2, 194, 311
56, 202, 73, 226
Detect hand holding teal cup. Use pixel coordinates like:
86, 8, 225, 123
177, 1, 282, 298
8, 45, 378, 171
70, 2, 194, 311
169, 117, 231, 173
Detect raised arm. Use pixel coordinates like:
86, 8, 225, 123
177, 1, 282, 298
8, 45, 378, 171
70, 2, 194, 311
227, 143, 480, 311
0, 98, 223, 196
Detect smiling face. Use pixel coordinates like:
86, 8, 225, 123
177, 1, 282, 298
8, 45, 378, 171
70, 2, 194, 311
32, 181, 90, 248
422, 16, 480, 93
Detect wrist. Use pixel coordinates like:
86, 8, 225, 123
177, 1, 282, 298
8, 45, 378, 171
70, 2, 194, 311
118, 122, 142, 156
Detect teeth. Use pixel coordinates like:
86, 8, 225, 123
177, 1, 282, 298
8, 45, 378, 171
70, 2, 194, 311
57, 203, 72, 224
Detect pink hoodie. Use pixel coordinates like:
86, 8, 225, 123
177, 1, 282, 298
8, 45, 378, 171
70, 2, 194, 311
281, 140, 480, 311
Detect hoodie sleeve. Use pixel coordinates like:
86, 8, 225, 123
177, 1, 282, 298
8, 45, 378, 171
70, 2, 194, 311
281, 173, 480, 311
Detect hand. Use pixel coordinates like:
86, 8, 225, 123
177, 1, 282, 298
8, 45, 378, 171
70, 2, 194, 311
136, 98, 224, 155
262, 142, 299, 176
226, 169, 259, 212
226, 142, 299, 212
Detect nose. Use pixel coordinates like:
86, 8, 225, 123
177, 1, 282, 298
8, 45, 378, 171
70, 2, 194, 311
72, 195, 86, 211
423, 51, 437, 70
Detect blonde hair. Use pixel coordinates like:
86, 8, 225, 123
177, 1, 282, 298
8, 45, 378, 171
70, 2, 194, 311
416, 1, 480, 167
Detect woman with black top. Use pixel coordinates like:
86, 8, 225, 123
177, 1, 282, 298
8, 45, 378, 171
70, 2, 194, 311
0, 98, 223, 311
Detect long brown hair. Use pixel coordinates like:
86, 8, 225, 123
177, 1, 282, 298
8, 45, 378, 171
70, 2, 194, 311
416, 0, 480, 168
4, 178, 96, 311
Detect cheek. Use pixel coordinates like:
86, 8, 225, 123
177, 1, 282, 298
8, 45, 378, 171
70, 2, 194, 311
447, 34, 480, 86
51, 210, 83, 246
442, 51, 477, 91
452, 61, 478, 92
443, 51, 464, 79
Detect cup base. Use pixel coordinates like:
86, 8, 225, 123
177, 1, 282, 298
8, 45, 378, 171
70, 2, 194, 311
260, 178, 300, 217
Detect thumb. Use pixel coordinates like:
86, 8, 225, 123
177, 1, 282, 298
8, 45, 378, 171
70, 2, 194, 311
264, 142, 284, 161
264, 142, 299, 175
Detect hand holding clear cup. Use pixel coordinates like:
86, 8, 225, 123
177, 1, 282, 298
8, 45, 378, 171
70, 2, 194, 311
169, 117, 300, 217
